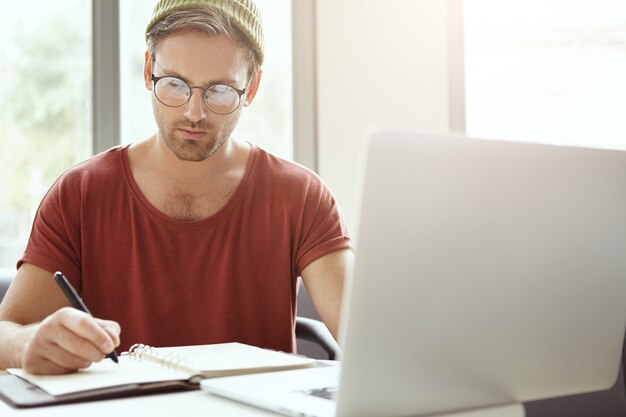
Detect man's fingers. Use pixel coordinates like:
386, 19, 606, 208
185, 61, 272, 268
95, 319, 121, 348
41, 342, 93, 372
22, 340, 91, 374
24, 356, 77, 375
54, 308, 115, 355
54, 322, 107, 362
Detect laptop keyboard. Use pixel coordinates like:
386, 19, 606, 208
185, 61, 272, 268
300, 386, 338, 401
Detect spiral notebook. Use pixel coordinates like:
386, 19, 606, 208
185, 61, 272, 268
0, 342, 315, 408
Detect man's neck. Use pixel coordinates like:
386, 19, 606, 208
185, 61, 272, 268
144, 134, 241, 186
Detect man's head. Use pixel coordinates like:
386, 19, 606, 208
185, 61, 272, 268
146, 0, 264, 77
143, 0, 264, 162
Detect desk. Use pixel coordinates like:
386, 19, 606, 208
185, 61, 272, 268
3, 366, 624, 417
0, 389, 277, 417
0, 390, 528, 417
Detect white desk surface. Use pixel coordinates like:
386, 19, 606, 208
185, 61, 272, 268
0, 389, 278, 416
0, 391, 527, 417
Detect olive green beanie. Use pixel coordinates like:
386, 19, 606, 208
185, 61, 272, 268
145, 0, 264, 65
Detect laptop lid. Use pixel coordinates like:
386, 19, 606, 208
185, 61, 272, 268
335, 128, 626, 417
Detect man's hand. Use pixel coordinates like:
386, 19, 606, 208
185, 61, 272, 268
21, 307, 120, 374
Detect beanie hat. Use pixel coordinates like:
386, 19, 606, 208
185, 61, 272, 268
145, 0, 264, 65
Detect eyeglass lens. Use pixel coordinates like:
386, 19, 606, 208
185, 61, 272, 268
154, 76, 242, 115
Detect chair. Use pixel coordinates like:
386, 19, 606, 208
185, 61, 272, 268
0, 276, 10, 303
295, 316, 341, 360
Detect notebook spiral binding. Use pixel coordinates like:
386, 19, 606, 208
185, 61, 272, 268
128, 344, 157, 361
128, 343, 198, 377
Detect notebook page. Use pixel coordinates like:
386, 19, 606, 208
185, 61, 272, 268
7, 355, 189, 396
152, 342, 315, 375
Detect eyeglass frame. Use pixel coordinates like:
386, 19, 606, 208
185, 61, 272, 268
151, 74, 250, 115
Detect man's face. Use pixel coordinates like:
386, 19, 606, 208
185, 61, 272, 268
144, 30, 258, 162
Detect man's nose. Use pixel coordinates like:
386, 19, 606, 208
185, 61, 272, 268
183, 88, 207, 123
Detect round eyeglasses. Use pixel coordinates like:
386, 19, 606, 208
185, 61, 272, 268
151, 74, 248, 115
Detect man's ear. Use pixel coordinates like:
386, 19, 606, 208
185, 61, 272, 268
243, 69, 263, 106
143, 50, 153, 91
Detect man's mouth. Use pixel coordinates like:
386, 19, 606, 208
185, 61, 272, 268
178, 127, 207, 140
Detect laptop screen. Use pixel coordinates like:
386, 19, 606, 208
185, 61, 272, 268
336, 128, 626, 417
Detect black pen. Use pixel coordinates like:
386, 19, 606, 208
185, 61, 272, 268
53, 271, 119, 364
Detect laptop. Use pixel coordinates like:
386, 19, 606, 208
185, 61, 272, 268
202, 128, 626, 417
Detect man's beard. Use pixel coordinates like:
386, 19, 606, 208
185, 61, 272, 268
153, 101, 241, 162
162, 124, 228, 162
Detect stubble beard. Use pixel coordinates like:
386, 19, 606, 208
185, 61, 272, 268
153, 100, 241, 162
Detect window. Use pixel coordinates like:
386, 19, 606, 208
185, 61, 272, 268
0, 1, 92, 276
464, 0, 626, 149
120, 0, 293, 159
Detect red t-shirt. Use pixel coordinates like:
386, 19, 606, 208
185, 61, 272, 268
19, 144, 351, 352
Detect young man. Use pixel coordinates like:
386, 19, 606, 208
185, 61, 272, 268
0, 0, 351, 375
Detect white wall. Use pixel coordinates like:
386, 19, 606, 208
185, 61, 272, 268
316, 0, 454, 230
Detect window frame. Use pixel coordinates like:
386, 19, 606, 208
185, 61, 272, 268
447, 0, 466, 134
93, 0, 121, 154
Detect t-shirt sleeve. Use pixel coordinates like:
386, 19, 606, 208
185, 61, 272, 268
17, 172, 83, 289
295, 176, 352, 275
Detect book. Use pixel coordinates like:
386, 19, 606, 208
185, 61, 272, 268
0, 342, 315, 408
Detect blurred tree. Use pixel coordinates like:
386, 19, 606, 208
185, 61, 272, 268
0, 0, 91, 268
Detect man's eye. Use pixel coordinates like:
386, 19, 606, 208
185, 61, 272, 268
165, 78, 186, 89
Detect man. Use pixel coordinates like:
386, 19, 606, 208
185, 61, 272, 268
0, 0, 351, 375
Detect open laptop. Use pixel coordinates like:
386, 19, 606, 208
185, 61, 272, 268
202, 128, 626, 417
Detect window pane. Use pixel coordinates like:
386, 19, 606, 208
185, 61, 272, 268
464, 0, 626, 149
120, 0, 158, 144
0, 1, 92, 276
120, 0, 293, 160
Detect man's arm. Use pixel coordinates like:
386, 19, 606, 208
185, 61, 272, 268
300, 249, 353, 340
0, 263, 120, 374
